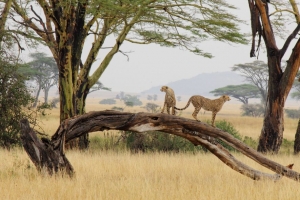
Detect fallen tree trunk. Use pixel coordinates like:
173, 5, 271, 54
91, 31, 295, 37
20, 110, 300, 181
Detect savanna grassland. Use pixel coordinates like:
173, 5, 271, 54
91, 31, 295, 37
1, 97, 300, 200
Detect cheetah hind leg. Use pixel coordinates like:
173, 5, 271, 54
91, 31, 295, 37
171, 106, 176, 115
211, 112, 217, 127
192, 107, 201, 121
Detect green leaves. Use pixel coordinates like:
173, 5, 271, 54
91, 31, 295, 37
210, 84, 261, 104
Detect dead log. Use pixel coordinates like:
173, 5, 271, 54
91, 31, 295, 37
20, 119, 74, 176
20, 110, 300, 181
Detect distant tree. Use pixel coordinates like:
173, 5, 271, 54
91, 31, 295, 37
153, 94, 158, 101
232, 61, 268, 105
119, 92, 125, 100
124, 101, 134, 107
177, 96, 182, 102
89, 81, 111, 94
210, 84, 261, 104
147, 95, 153, 101
116, 94, 120, 100
27, 53, 58, 107
240, 104, 265, 117
122, 95, 142, 106
99, 99, 116, 105
50, 97, 60, 108
291, 75, 300, 100
285, 109, 300, 119
111, 106, 124, 112
143, 103, 160, 113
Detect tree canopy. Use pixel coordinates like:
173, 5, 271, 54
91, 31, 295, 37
210, 84, 261, 104
7, 0, 248, 148
9, 0, 247, 118
26, 53, 58, 106
232, 60, 268, 105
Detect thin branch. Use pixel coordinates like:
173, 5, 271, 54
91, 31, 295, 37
279, 23, 300, 58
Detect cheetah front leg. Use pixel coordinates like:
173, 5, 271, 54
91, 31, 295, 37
211, 112, 217, 127
161, 102, 166, 113
166, 106, 171, 114
192, 107, 201, 121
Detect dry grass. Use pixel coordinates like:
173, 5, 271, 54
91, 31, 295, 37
2, 98, 300, 200
1, 149, 300, 200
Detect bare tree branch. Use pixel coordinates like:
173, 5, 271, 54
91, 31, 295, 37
20, 111, 300, 181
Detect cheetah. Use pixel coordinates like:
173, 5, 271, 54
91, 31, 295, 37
175, 95, 231, 127
160, 86, 176, 115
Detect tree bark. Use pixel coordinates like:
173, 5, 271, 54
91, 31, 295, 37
249, 0, 300, 153
33, 85, 42, 108
294, 118, 300, 154
20, 111, 300, 181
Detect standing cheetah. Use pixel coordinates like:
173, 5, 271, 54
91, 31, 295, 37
175, 95, 231, 127
160, 86, 176, 115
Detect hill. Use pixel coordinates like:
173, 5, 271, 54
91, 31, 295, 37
141, 71, 245, 97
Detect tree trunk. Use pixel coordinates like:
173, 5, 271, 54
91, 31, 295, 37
294, 119, 300, 154
20, 111, 300, 181
0, 0, 12, 45
33, 85, 42, 108
258, 58, 284, 153
20, 119, 74, 176
249, 0, 300, 153
75, 80, 90, 149
44, 87, 49, 104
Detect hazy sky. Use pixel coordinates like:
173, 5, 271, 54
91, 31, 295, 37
94, 1, 264, 93
26, 1, 296, 93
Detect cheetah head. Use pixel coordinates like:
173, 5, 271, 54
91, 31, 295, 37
222, 95, 231, 101
160, 86, 168, 92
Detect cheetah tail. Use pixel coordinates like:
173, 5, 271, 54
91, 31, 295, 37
174, 97, 192, 110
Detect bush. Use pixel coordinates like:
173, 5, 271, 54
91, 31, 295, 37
240, 103, 265, 117
89, 131, 126, 152
122, 95, 142, 106
214, 120, 243, 152
124, 131, 206, 153
99, 98, 116, 105
111, 106, 124, 111
0, 59, 37, 149
143, 103, 160, 113
285, 109, 300, 119
243, 136, 258, 149
123, 120, 243, 153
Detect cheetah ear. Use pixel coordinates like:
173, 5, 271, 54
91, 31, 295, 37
166, 86, 168, 89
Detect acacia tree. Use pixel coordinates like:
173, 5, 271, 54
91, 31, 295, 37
210, 84, 261, 104
248, 0, 300, 153
10, 0, 246, 148
27, 53, 58, 107
232, 60, 268, 105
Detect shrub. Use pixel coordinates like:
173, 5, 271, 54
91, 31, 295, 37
122, 95, 142, 106
214, 120, 243, 152
0, 59, 37, 149
243, 136, 258, 149
111, 106, 124, 111
143, 102, 160, 113
99, 98, 116, 105
124, 131, 206, 153
240, 103, 265, 117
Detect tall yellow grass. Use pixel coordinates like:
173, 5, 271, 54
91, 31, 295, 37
2, 98, 300, 200
1, 149, 300, 200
